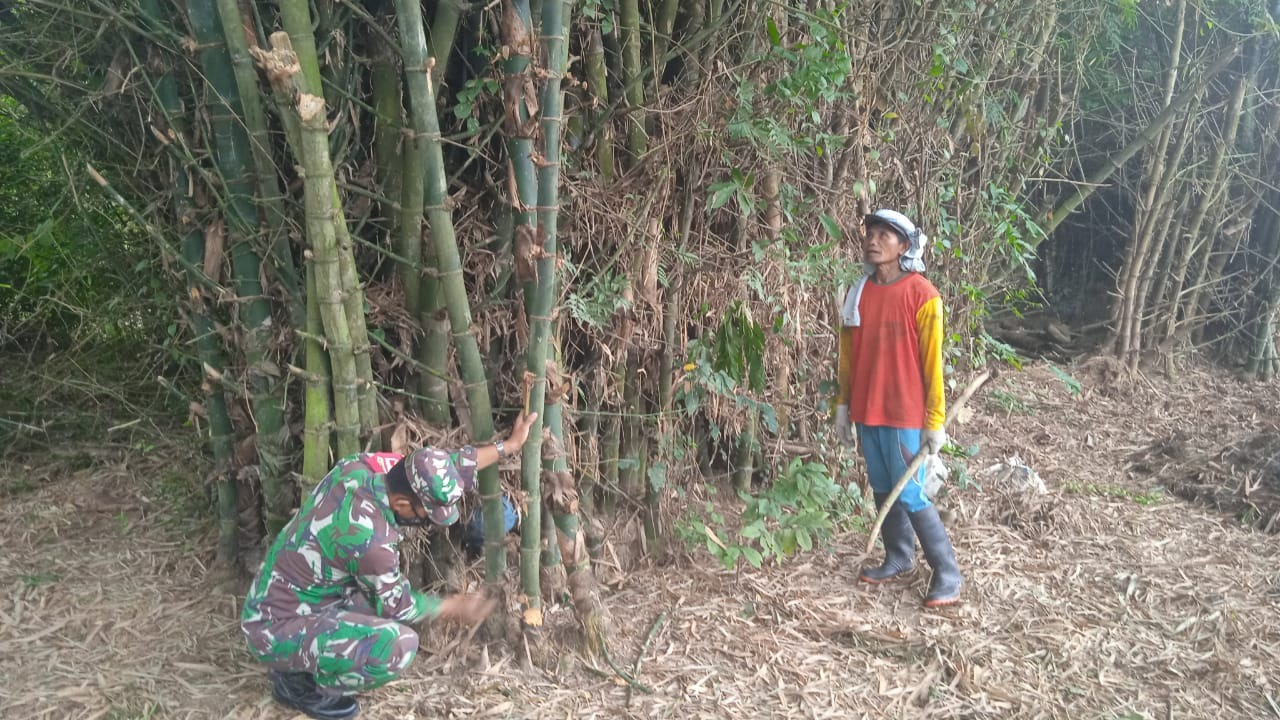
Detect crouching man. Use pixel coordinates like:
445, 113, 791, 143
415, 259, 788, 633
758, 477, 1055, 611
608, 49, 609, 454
240, 412, 537, 719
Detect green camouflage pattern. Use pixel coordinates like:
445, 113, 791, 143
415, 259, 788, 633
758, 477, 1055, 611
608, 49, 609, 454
240, 450, 475, 693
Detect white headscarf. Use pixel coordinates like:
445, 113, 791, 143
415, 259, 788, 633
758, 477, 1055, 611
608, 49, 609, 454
841, 209, 929, 327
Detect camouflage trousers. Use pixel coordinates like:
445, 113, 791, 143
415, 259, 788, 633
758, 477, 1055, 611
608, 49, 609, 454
243, 600, 419, 695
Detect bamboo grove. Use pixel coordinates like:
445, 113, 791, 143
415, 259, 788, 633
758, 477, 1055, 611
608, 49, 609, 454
1, 0, 1278, 648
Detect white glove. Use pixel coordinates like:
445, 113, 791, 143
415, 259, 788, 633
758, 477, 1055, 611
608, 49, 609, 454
924, 454, 950, 500
921, 428, 947, 455
835, 404, 856, 450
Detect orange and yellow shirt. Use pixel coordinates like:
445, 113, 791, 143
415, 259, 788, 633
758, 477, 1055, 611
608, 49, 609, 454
837, 273, 945, 431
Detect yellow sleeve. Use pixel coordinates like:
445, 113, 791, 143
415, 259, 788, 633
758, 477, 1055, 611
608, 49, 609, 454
916, 296, 945, 431
836, 326, 853, 414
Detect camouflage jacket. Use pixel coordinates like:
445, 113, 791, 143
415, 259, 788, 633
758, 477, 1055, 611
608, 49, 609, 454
241, 449, 477, 628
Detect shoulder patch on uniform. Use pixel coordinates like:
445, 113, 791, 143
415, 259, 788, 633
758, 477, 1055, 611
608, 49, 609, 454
364, 452, 404, 474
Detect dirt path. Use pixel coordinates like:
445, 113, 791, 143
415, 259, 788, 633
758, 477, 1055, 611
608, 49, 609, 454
2, 361, 1278, 719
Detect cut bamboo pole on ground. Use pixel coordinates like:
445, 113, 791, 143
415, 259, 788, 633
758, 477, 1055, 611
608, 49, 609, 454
865, 370, 992, 554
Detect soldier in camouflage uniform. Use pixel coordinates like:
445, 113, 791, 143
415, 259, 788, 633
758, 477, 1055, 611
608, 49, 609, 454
241, 412, 537, 720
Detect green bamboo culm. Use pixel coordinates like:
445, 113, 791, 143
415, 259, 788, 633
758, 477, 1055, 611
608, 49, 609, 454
371, 39, 404, 235
578, 375, 601, 516
583, 24, 615, 181
541, 330, 610, 648
618, 0, 647, 161
599, 401, 622, 513
187, 0, 293, 536
301, 262, 335, 483
276, 0, 324, 92
393, 33, 428, 398
504, 0, 546, 627
245, 36, 335, 481
651, 0, 679, 94
139, 0, 240, 561
417, 245, 453, 425
391, 0, 504, 591
214, 0, 301, 312
617, 350, 643, 499
256, 33, 364, 459
276, 0, 381, 447
185, 226, 241, 563
403, 2, 457, 426
429, 0, 466, 92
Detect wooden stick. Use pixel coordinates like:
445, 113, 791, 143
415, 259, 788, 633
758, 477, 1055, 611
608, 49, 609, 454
864, 369, 992, 554
626, 611, 668, 706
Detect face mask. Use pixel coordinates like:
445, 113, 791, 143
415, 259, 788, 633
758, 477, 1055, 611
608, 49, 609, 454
393, 505, 431, 527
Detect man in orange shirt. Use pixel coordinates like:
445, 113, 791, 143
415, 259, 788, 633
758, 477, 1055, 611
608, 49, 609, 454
835, 209, 961, 607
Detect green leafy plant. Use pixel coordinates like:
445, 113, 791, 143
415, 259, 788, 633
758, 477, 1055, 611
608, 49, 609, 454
452, 77, 500, 135
565, 269, 632, 329
991, 389, 1033, 415
1048, 364, 1083, 396
676, 458, 862, 570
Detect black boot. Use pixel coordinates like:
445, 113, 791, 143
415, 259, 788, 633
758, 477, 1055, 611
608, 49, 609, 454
268, 670, 360, 720
907, 505, 962, 607
859, 493, 915, 583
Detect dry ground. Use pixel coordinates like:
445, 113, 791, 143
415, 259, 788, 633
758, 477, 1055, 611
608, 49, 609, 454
2, 360, 1279, 720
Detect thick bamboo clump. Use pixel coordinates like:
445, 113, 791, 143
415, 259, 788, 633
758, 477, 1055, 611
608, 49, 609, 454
187, 0, 292, 535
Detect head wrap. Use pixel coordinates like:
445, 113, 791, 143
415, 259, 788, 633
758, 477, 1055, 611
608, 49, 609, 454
841, 209, 929, 327
865, 208, 929, 273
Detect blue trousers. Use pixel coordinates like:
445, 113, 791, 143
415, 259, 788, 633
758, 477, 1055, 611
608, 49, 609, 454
857, 425, 932, 512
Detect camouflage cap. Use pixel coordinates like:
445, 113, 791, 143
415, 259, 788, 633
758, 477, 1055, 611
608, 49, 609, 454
407, 449, 464, 526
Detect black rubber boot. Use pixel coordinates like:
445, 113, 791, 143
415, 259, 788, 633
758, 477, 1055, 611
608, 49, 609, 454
268, 670, 360, 720
907, 505, 962, 607
859, 492, 915, 583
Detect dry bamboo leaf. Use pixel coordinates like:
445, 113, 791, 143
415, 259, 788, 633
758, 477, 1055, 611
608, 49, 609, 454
513, 223, 543, 283
202, 219, 225, 285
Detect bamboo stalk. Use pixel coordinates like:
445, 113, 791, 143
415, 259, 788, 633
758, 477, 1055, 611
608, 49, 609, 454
391, 0, 504, 590
276, 0, 380, 445
617, 350, 643, 499
618, 0, 647, 161
599, 398, 622, 513
651, 0, 679, 94
549, 474, 608, 654
519, 0, 575, 625
214, 0, 301, 310
416, 0, 466, 426
1042, 44, 1241, 236
371, 38, 404, 235
1164, 69, 1250, 348
1113, 27, 1190, 358
188, 0, 292, 536
429, 0, 466, 92
276, 0, 323, 91
584, 23, 615, 180
301, 261, 335, 482
1189, 99, 1278, 347
508, 0, 550, 624
417, 251, 452, 425
332, 203, 380, 447
539, 497, 566, 603
255, 34, 363, 458
579, 372, 601, 516
184, 225, 240, 562
138, 0, 240, 559
1121, 105, 1196, 366
242, 37, 334, 480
